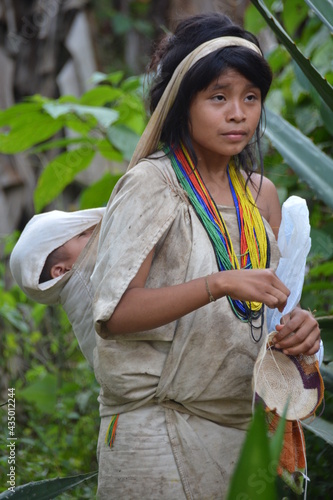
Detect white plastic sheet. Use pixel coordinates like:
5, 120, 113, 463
266, 196, 323, 364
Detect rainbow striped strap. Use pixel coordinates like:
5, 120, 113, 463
105, 414, 119, 448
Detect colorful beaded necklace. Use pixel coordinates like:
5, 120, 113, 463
166, 143, 270, 334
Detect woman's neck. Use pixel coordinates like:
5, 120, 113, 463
196, 157, 235, 206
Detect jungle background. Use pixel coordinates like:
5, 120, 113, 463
0, 0, 332, 498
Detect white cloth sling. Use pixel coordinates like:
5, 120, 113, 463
10, 208, 105, 366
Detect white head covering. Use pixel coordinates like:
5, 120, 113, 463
10, 208, 105, 305
10, 208, 105, 367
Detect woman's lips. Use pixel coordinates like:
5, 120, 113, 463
222, 130, 247, 140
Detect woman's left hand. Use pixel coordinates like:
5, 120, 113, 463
272, 306, 321, 356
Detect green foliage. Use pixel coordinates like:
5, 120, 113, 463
0, 72, 147, 213
19, 373, 57, 414
0, 472, 97, 499
80, 172, 123, 210
265, 109, 333, 209
0, 102, 64, 154
249, 0, 333, 110
91, 1, 155, 72
226, 404, 287, 499
303, 416, 333, 446
34, 148, 96, 213
0, 241, 99, 498
0, 1, 332, 497
304, 0, 333, 32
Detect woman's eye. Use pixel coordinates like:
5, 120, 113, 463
246, 94, 258, 102
212, 94, 225, 102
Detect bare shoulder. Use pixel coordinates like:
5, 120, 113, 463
246, 172, 282, 239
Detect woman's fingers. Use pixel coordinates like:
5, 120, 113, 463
273, 308, 320, 356
223, 268, 290, 309
221, 271, 320, 358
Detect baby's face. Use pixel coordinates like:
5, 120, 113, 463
63, 227, 95, 268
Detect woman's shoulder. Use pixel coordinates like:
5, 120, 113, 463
115, 151, 171, 187
246, 172, 281, 238
106, 151, 186, 214
133, 150, 170, 173
248, 172, 278, 199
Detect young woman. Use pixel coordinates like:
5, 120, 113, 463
92, 13, 320, 499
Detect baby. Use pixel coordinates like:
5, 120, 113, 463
10, 208, 105, 367
39, 225, 96, 282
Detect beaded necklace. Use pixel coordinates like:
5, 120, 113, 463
166, 143, 270, 335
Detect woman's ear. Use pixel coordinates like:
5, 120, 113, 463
50, 263, 71, 279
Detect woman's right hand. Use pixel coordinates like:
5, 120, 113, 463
212, 268, 290, 312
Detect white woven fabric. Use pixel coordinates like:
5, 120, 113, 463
10, 208, 105, 366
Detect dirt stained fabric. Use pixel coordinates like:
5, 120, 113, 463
92, 152, 280, 499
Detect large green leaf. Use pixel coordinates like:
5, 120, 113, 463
320, 363, 333, 392
43, 102, 119, 129
19, 373, 57, 413
79, 85, 123, 106
107, 124, 140, 161
304, 0, 333, 33
265, 108, 333, 208
309, 228, 333, 260
0, 471, 97, 499
34, 147, 95, 212
80, 172, 123, 209
302, 417, 333, 446
282, 0, 308, 35
97, 138, 123, 162
0, 109, 64, 154
226, 404, 278, 499
250, 0, 333, 111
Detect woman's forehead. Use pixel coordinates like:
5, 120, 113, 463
201, 69, 261, 94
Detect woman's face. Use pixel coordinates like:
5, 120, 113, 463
188, 68, 262, 165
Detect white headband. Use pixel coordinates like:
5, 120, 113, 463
127, 36, 263, 170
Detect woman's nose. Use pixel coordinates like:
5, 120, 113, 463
226, 100, 246, 122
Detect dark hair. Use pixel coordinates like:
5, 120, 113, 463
148, 12, 272, 180
39, 245, 68, 284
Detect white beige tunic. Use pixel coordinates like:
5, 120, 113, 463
92, 152, 280, 499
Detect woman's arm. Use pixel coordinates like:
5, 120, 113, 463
105, 247, 290, 334
106, 174, 290, 335
105, 174, 320, 355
